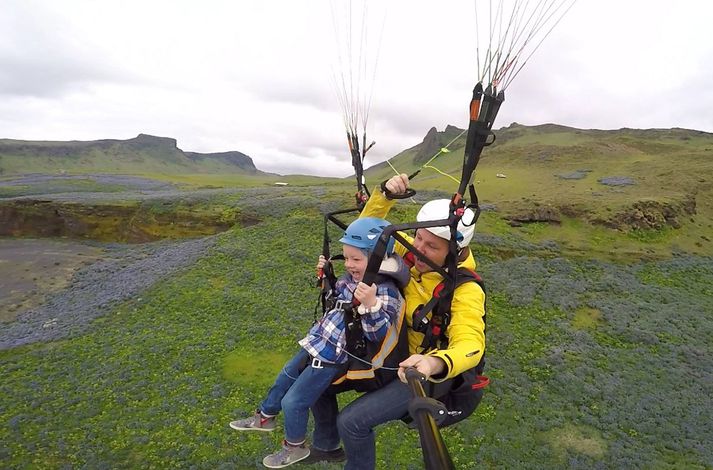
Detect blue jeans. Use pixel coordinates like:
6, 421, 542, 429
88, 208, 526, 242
260, 348, 341, 444
311, 378, 411, 470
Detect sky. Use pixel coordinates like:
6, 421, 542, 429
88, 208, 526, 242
1, 0, 712, 177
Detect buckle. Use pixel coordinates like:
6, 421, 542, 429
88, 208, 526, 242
334, 300, 349, 312
311, 357, 324, 369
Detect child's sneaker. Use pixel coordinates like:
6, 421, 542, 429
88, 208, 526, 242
229, 410, 276, 432
262, 440, 310, 468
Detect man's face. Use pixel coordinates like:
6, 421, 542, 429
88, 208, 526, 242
412, 229, 450, 273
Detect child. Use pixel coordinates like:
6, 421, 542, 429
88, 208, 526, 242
229, 217, 408, 468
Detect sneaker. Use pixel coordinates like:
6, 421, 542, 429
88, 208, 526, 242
302, 446, 346, 464
262, 440, 310, 468
229, 410, 276, 432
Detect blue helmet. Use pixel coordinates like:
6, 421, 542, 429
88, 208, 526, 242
340, 217, 395, 255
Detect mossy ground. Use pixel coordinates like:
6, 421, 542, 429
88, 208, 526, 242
1, 187, 711, 468
2, 126, 712, 467
0, 198, 242, 243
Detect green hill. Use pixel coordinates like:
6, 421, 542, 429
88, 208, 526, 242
365, 123, 713, 203
0, 134, 265, 176
363, 123, 713, 256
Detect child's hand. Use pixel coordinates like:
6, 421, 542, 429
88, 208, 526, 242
354, 282, 378, 309
316, 255, 327, 272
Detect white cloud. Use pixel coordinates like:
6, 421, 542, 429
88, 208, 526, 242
1, 0, 712, 177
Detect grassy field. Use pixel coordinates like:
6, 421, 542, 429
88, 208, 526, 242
1, 186, 712, 469
1, 124, 712, 468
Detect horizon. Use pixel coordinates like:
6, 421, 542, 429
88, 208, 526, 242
2, 1, 712, 177
3, 120, 712, 151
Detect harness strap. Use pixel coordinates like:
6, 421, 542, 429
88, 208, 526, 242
343, 303, 367, 357
342, 272, 396, 357
472, 375, 490, 390
412, 268, 483, 352
318, 258, 340, 318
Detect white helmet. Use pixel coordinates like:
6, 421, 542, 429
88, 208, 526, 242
416, 199, 476, 249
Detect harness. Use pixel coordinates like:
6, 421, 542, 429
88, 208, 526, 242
402, 251, 489, 423
406, 252, 484, 354
319, 264, 392, 358
316, 259, 409, 393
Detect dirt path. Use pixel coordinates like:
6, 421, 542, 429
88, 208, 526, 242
0, 236, 217, 349
0, 239, 105, 322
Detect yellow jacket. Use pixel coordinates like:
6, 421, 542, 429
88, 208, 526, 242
361, 190, 486, 382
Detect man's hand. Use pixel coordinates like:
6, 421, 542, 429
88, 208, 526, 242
384, 173, 410, 196
354, 281, 377, 309
397, 354, 446, 383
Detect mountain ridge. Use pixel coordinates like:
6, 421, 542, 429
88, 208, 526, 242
2, 125, 712, 179
0, 133, 262, 176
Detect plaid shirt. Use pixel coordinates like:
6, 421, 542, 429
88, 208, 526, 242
299, 275, 403, 364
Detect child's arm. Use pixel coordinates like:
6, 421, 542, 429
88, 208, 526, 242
356, 283, 402, 343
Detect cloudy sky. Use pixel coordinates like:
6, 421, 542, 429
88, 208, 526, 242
2, 1, 712, 176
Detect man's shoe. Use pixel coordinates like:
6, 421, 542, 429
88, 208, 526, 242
263, 440, 310, 468
229, 410, 276, 432
301, 446, 346, 464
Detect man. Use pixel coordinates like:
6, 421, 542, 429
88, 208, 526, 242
308, 174, 486, 470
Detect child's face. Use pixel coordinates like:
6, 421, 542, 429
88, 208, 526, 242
342, 244, 369, 283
